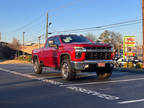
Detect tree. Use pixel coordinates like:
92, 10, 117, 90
85, 33, 97, 41
8, 37, 21, 50
99, 30, 111, 43
99, 30, 123, 56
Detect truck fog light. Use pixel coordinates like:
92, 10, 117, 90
75, 52, 82, 59
84, 64, 89, 69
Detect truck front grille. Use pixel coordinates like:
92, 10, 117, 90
85, 46, 112, 60
85, 52, 111, 60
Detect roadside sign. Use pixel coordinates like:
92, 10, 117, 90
123, 36, 136, 58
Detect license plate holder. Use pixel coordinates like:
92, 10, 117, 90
97, 63, 105, 67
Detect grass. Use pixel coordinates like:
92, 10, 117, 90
0, 59, 31, 64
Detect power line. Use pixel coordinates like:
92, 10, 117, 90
24, 34, 45, 44
25, 19, 142, 44
50, 19, 142, 34
8, 14, 45, 34
81, 21, 142, 33
8, 0, 80, 34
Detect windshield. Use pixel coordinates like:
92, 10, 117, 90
60, 35, 91, 43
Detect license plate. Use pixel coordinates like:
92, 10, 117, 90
98, 63, 105, 67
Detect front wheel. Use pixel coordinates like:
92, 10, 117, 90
61, 59, 75, 81
33, 60, 42, 74
96, 70, 112, 79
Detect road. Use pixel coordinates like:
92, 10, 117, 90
0, 64, 144, 108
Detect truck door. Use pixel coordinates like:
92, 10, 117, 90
48, 37, 60, 68
43, 37, 53, 67
43, 37, 60, 67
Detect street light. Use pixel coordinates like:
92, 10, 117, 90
49, 22, 52, 26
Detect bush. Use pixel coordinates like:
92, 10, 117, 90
16, 55, 32, 63
26, 55, 32, 62
123, 62, 134, 68
16, 56, 24, 60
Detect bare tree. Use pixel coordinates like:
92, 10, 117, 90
99, 30, 111, 43
8, 37, 21, 50
99, 30, 123, 56
85, 33, 97, 41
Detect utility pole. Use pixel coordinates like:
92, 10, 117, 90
18, 40, 20, 57
23, 32, 25, 58
46, 12, 48, 41
137, 41, 139, 59
142, 0, 144, 68
118, 36, 120, 57
38, 36, 41, 48
5, 33, 6, 42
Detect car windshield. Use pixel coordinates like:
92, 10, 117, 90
60, 35, 91, 43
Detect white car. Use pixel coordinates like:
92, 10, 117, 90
117, 58, 128, 67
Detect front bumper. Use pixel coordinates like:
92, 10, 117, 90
71, 60, 114, 71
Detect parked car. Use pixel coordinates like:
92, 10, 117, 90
116, 58, 128, 67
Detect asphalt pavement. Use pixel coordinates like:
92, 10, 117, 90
1, 64, 144, 108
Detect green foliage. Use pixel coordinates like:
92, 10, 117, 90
16, 55, 32, 63
17, 56, 24, 60
26, 55, 32, 62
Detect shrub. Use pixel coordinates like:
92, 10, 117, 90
26, 55, 32, 62
16, 55, 32, 63
17, 56, 24, 60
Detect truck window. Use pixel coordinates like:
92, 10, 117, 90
60, 35, 91, 43
54, 37, 60, 46
45, 37, 54, 48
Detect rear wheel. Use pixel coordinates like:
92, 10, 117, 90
61, 59, 75, 80
33, 59, 42, 74
96, 70, 112, 79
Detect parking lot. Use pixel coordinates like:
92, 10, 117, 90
1, 64, 144, 108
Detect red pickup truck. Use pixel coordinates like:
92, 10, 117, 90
32, 34, 114, 80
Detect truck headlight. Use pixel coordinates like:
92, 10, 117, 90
74, 47, 86, 52
74, 47, 86, 59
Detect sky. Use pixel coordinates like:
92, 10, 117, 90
0, 0, 142, 44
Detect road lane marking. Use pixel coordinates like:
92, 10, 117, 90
26, 73, 35, 75
118, 99, 144, 104
61, 77, 144, 87
0, 68, 63, 85
67, 86, 119, 100
0, 67, 120, 101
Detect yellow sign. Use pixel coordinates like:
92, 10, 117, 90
123, 36, 136, 58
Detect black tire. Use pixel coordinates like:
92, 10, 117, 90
96, 70, 112, 79
33, 59, 42, 74
61, 59, 75, 80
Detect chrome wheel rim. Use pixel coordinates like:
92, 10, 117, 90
33, 62, 38, 72
62, 63, 69, 78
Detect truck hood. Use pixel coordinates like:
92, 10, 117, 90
63, 42, 112, 48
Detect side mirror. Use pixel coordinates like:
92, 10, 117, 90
48, 40, 57, 48
48, 40, 54, 46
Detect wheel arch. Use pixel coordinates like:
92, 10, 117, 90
60, 53, 71, 67
33, 55, 39, 63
